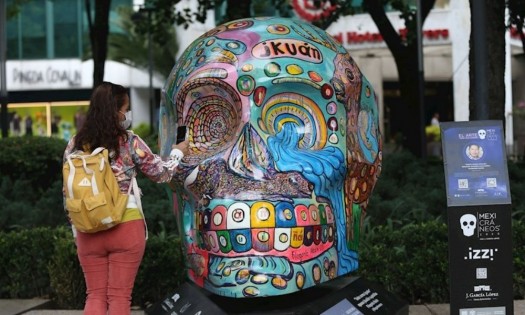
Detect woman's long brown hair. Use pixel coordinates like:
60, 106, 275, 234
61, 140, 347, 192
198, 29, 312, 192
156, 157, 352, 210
73, 82, 129, 159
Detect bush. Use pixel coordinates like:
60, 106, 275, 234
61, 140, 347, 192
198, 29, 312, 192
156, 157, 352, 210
47, 228, 85, 309
0, 134, 176, 233
133, 233, 186, 307
508, 160, 525, 220
358, 221, 450, 304
358, 220, 525, 304
1, 222, 524, 308
0, 136, 66, 189
0, 137, 68, 231
513, 221, 525, 299
0, 227, 61, 298
366, 151, 447, 229
44, 227, 186, 309
0, 177, 67, 231
1, 138, 524, 307
137, 177, 179, 235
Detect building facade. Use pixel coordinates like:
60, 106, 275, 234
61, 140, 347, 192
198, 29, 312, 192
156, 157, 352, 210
2, 0, 524, 156
2, 0, 164, 139
323, 0, 525, 155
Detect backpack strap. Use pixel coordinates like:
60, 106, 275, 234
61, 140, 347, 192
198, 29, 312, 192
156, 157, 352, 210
65, 157, 76, 199
127, 133, 148, 240
65, 147, 105, 199
131, 176, 148, 240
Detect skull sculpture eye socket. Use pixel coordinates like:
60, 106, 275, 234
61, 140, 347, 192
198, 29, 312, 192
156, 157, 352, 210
172, 78, 243, 166
160, 17, 382, 298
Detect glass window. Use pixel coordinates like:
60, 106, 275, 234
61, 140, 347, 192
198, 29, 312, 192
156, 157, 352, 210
54, 0, 81, 58
20, 2, 47, 59
7, 102, 89, 138
6, 10, 20, 59
6, 0, 131, 60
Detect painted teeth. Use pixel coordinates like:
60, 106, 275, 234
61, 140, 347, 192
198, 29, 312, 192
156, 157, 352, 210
195, 201, 335, 253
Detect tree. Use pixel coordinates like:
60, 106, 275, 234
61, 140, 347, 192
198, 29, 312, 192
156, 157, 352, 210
107, 6, 179, 78
85, 0, 111, 88
297, 0, 438, 157
363, 0, 434, 157
469, 0, 506, 122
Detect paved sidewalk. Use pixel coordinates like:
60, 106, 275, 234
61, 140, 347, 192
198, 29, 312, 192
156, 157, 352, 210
0, 299, 144, 315
2, 299, 524, 314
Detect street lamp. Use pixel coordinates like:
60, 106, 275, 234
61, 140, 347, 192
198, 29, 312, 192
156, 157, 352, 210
132, 5, 155, 134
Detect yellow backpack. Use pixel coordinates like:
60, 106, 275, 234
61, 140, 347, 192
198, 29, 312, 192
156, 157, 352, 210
63, 147, 128, 233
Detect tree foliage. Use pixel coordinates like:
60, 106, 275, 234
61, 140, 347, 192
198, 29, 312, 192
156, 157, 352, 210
108, 6, 179, 78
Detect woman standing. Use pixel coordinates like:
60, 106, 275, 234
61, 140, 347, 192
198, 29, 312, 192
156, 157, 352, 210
63, 82, 189, 314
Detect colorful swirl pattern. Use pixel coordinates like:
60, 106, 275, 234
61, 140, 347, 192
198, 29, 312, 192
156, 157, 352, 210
160, 17, 382, 298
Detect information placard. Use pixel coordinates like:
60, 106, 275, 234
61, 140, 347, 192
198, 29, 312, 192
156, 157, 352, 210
441, 121, 513, 315
441, 120, 511, 207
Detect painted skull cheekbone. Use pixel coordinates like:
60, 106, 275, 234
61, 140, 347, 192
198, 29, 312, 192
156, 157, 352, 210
159, 17, 382, 298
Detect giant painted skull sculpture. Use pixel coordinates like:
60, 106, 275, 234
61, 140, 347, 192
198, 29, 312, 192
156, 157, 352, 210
159, 17, 382, 298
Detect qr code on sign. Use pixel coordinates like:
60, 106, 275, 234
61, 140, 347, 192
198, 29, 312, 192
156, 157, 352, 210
487, 178, 497, 188
476, 267, 488, 279
458, 179, 468, 189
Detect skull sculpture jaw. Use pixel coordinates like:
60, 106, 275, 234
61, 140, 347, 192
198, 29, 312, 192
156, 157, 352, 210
160, 17, 382, 297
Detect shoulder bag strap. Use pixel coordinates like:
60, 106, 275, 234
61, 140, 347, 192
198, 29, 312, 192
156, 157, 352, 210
127, 133, 148, 240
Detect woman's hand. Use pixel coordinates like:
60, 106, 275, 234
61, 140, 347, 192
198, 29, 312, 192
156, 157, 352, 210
171, 140, 190, 158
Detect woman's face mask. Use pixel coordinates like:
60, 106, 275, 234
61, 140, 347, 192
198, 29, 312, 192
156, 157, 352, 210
120, 111, 132, 129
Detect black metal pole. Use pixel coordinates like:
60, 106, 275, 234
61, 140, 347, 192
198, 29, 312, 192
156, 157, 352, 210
417, 0, 426, 158
147, 9, 154, 135
472, 0, 489, 120
1, 0, 8, 138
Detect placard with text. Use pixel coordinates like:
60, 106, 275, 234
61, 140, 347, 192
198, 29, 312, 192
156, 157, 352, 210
441, 121, 513, 315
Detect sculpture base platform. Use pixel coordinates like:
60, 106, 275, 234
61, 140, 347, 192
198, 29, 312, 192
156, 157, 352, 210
145, 276, 408, 315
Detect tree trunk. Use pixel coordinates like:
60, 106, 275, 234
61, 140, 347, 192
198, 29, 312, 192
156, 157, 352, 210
365, 0, 435, 157
86, 0, 111, 88
469, 0, 505, 121
396, 46, 425, 157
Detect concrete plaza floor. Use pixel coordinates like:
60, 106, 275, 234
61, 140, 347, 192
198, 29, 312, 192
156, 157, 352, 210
1, 298, 525, 315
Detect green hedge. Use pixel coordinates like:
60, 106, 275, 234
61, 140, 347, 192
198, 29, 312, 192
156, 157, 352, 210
359, 221, 450, 304
0, 223, 523, 308
0, 136, 178, 233
0, 227, 61, 298
0, 226, 186, 308
0, 137, 68, 231
367, 151, 525, 227
1, 137, 525, 307
0, 136, 66, 189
